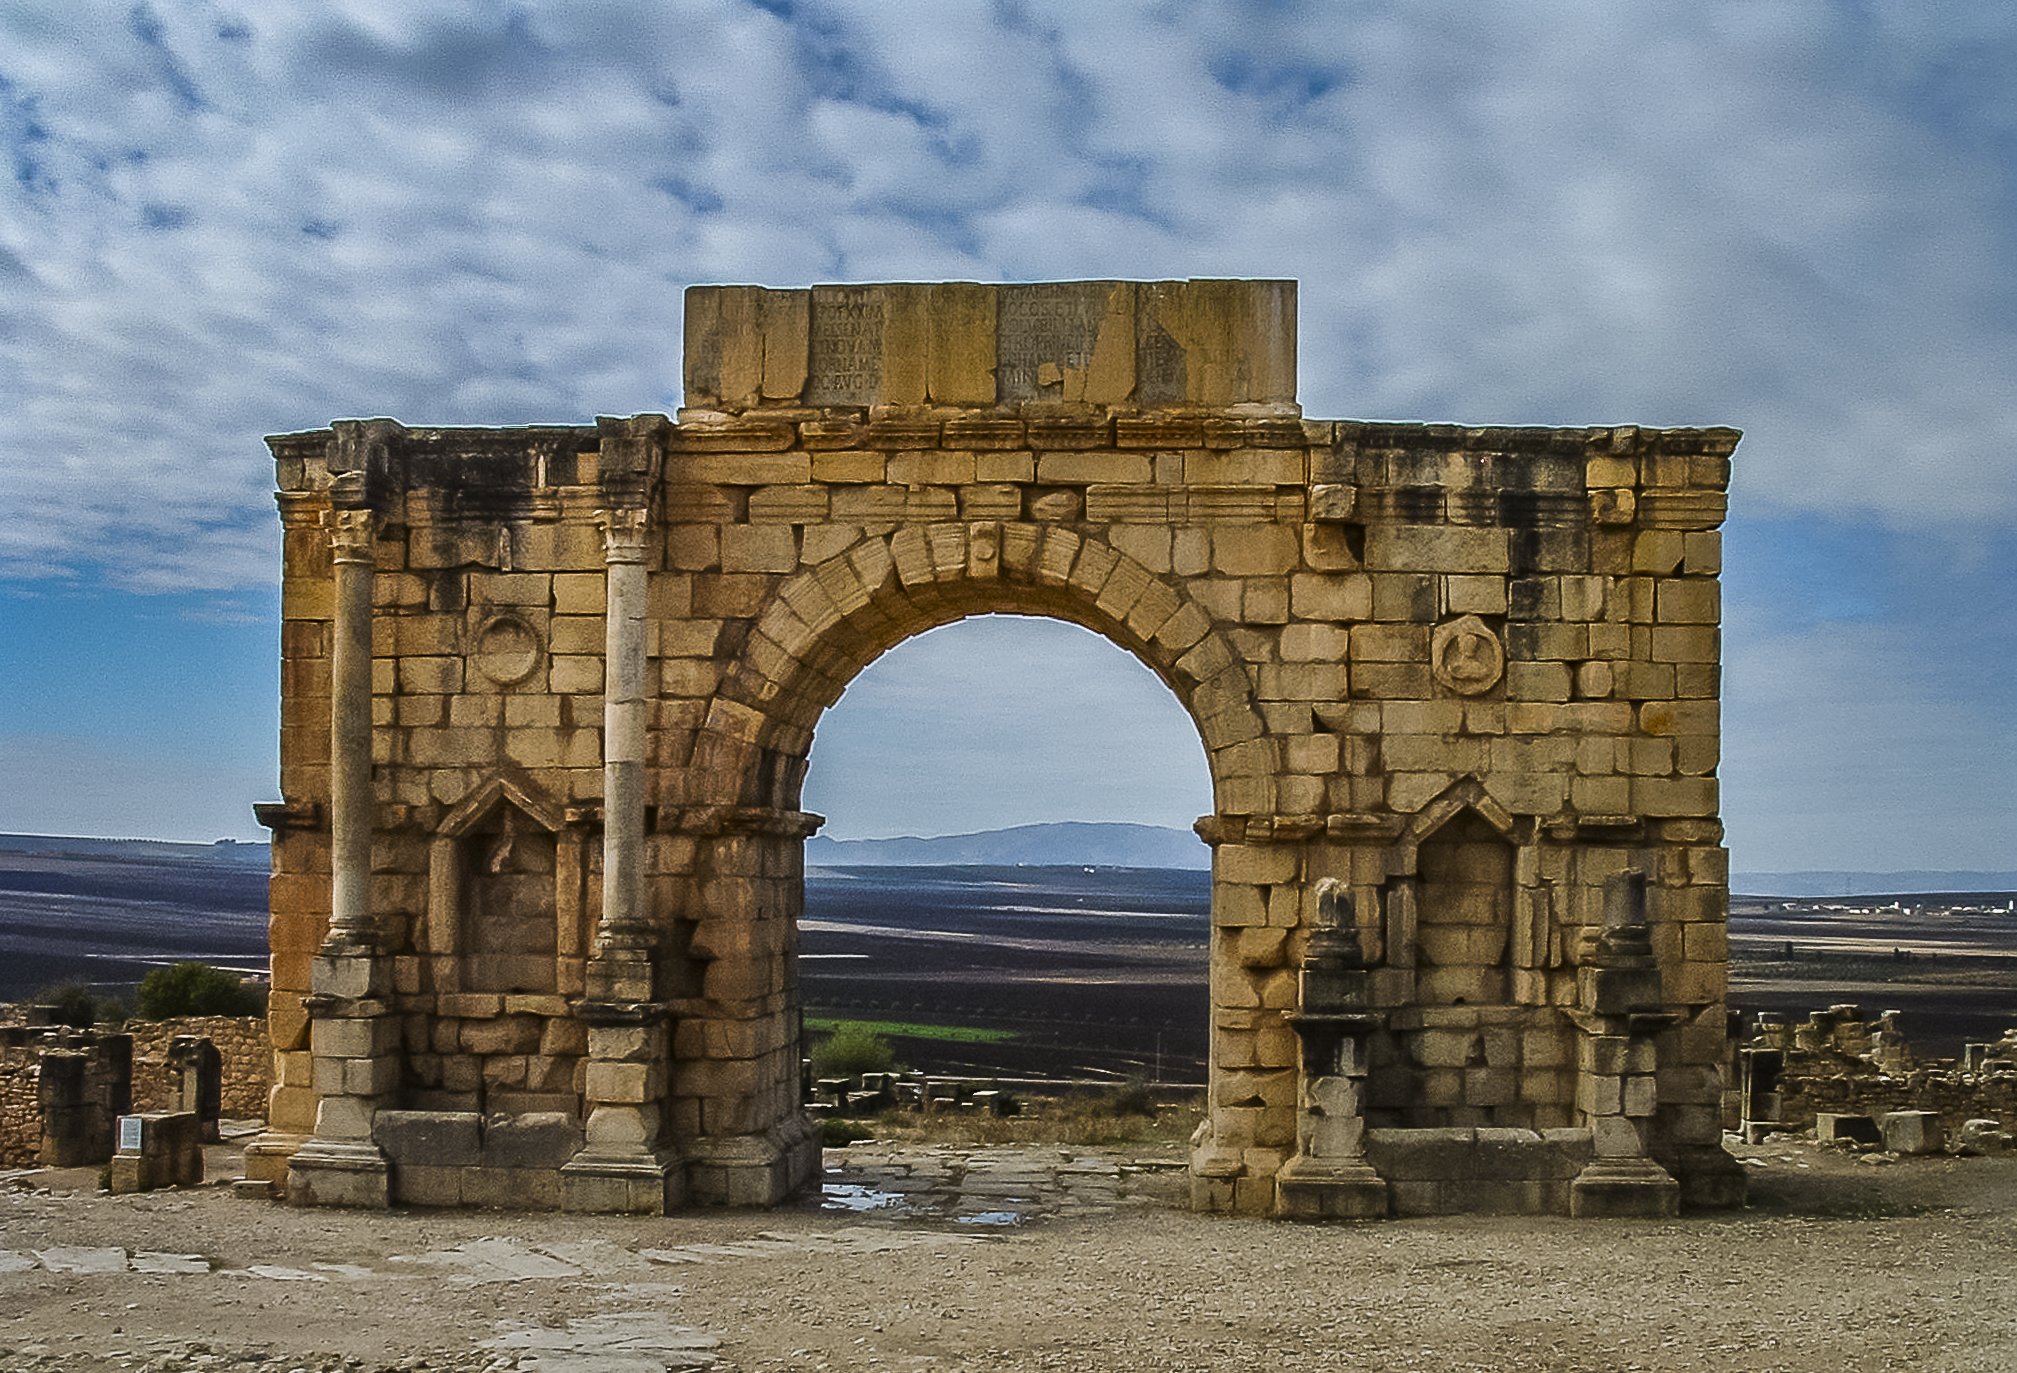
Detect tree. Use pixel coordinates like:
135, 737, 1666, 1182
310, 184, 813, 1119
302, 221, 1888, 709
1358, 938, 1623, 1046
33, 982, 108, 1029
134, 963, 266, 1020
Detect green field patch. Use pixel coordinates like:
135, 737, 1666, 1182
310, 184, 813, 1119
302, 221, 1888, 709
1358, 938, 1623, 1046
805, 1016, 1018, 1045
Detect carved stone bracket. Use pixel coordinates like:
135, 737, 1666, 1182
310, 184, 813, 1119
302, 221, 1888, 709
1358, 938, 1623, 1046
659, 806, 826, 839
253, 799, 322, 835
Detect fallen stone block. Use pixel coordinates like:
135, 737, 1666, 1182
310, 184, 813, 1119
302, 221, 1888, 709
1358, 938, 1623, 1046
1814, 1113, 1882, 1147
1879, 1110, 1943, 1156
1953, 1119, 2011, 1156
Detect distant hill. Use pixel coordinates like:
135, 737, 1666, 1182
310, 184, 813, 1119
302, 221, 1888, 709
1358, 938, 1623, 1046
1733, 871, 2017, 898
806, 821, 1209, 869
0, 833, 270, 868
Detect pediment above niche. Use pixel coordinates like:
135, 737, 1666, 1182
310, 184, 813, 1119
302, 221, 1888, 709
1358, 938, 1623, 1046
437, 770, 568, 838
1402, 777, 1517, 842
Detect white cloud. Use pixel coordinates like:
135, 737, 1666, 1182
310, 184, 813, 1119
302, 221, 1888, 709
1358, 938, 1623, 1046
5, 0, 2011, 591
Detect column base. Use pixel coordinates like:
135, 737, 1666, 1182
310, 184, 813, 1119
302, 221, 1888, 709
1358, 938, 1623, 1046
1274, 1155, 1389, 1220
585, 953, 655, 1002
1673, 1144, 1749, 1209
1569, 1157, 1679, 1219
683, 1115, 821, 1207
1189, 1132, 1243, 1213
242, 1132, 310, 1190
559, 1148, 682, 1214
283, 1139, 390, 1209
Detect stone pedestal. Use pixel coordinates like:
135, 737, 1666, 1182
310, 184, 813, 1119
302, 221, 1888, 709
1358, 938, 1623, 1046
1566, 872, 1680, 1219
1277, 1020, 1388, 1220
683, 1114, 822, 1208
561, 1000, 679, 1213
242, 1133, 310, 1190
284, 953, 396, 1209
1277, 881, 1389, 1220
283, 1137, 391, 1208
1569, 1156, 1681, 1219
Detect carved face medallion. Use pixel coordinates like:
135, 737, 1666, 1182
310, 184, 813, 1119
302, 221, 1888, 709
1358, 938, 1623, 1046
1431, 614, 1505, 695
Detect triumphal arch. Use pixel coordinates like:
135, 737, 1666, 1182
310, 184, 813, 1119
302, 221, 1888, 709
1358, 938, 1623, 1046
253, 279, 1744, 1218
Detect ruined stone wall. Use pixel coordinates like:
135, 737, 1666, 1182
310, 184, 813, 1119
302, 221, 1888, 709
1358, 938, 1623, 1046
1776, 1066, 2017, 1135
128, 1017, 272, 1118
261, 279, 1739, 1215
0, 1045, 40, 1166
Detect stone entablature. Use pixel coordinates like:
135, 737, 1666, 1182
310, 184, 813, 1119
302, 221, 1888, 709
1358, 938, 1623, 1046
257, 279, 1742, 1217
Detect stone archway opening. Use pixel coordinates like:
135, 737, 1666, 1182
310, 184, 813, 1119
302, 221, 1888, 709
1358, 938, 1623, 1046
794, 611, 1216, 1086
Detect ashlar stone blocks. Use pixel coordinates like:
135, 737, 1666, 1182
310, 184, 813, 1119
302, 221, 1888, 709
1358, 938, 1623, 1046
261, 279, 1739, 1219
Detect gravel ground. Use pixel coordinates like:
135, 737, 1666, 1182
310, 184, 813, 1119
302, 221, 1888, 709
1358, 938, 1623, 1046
2, 1138, 2014, 1373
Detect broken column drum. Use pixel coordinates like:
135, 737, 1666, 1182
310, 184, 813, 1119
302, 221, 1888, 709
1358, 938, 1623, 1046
255, 279, 1744, 1216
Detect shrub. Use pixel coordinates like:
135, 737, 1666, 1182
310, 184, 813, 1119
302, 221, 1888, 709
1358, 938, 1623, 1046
821, 1117, 876, 1147
33, 982, 110, 1029
1095, 1077, 1159, 1118
134, 963, 266, 1020
808, 1021, 896, 1080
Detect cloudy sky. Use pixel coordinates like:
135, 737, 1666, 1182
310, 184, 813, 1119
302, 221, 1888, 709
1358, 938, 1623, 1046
2, 1, 2012, 875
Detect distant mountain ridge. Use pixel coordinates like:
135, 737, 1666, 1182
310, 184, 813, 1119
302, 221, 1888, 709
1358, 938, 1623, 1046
0, 833, 269, 867
806, 821, 1209, 869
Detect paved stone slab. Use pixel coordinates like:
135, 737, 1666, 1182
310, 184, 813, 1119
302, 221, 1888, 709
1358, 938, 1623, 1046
131, 1251, 212, 1274
34, 1246, 127, 1273
479, 1311, 721, 1372
396, 1238, 586, 1284
241, 1263, 327, 1281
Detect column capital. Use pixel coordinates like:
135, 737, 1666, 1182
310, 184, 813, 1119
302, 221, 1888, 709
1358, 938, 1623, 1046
597, 507, 650, 565
327, 507, 376, 565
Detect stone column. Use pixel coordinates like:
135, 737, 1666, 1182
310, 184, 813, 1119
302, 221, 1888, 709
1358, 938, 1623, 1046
1567, 870, 1680, 1218
561, 424, 676, 1211
588, 505, 653, 1000
286, 484, 396, 1208
326, 505, 377, 954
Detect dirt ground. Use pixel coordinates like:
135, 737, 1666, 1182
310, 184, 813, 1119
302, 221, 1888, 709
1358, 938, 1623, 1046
3, 1135, 2015, 1373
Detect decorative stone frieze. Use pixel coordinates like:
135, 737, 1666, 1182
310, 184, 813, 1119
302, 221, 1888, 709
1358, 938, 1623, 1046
258, 279, 1741, 1217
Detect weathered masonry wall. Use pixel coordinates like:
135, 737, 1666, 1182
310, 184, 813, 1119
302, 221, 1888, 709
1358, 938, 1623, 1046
129, 1016, 272, 1120
258, 279, 1742, 1217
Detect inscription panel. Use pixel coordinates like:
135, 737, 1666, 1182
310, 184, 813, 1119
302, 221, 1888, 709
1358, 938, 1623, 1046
806, 287, 885, 407
997, 282, 1116, 401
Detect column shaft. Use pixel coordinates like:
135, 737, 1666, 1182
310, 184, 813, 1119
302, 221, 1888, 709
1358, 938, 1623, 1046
327, 508, 375, 950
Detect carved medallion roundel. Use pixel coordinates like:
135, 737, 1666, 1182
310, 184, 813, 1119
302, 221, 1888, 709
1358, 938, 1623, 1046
1431, 614, 1505, 695
474, 615, 542, 685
